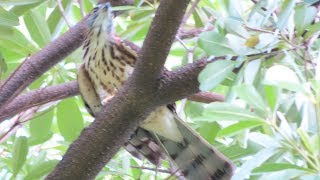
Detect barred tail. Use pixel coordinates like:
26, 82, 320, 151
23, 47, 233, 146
125, 128, 163, 165
155, 115, 235, 180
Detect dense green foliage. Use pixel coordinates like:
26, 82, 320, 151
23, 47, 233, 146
0, 0, 319, 179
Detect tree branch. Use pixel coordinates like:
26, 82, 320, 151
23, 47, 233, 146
156, 57, 225, 104
0, 81, 78, 122
46, 0, 191, 179
189, 91, 224, 103
0, 65, 225, 124
0, 20, 87, 110
0, 0, 133, 111
131, 0, 190, 88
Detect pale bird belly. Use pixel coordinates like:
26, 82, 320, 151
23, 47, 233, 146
140, 106, 183, 142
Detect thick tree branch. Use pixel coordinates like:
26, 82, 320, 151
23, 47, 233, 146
131, 0, 190, 87
0, 65, 225, 123
156, 57, 225, 104
0, 81, 78, 122
47, 0, 191, 179
0, 20, 87, 110
0, 0, 133, 111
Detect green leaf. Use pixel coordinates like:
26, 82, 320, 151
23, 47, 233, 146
198, 60, 238, 91
0, 29, 38, 56
219, 142, 262, 160
47, 0, 70, 34
223, 18, 249, 38
294, 5, 317, 35
0, 6, 19, 26
233, 148, 276, 180
82, 0, 94, 14
24, 10, 51, 47
264, 85, 280, 112
0, 51, 7, 77
0, 0, 42, 6
25, 160, 59, 179
184, 101, 204, 118
218, 121, 266, 137
276, 0, 296, 30
12, 136, 28, 176
304, 22, 320, 39
253, 163, 312, 173
234, 84, 267, 114
29, 109, 54, 145
198, 31, 235, 56
193, 9, 204, 28
9, 1, 44, 16
57, 97, 84, 142
297, 128, 313, 154
224, 0, 242, 18
200, 102, 265, 121
244, 59, 261, 84
0, 25, 14, 37
197, 122, 221, 144
264, 65, 304, 92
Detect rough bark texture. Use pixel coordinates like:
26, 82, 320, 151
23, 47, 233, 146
46, 0, 191, 179
0, 0, 133, 110
0, 20, 86, 109
0, 81, 78, 122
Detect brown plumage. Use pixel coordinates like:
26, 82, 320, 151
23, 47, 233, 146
77, 3, 235, 179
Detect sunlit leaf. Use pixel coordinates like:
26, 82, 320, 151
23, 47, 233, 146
57, 97, 84, 142
218, 121, 266, 137
24, 10, 51, 47
264, 85, 280, 112
29, 109, 54, 145
184, 101, 204, 118
297, 128, 313, 154
25, 160, 59, 179
47, 0, 70, 34
200, 102, 265, 121
233, 148, 277, 180
9, 1, 43, 16
304, 22, 320, 39
234, 84, 267, 114
0, 29, 38, 56
198, 60, 238, 91
264, 65, 304, 92
0, 0, 42, 6
253, 163, 312, 173
12, 136, 28, 176
0, 6, 19, 26
294, 5, 317, 35
276, 0, 296, 30
197, 121, 221, 144
244, 59, 261, 84
198, 31, 235, 56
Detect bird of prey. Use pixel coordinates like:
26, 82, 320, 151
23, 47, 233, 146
77, 3, 235, 180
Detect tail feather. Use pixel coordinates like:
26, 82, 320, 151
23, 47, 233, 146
154, 114, 235, 180
125, 128, 163, 165
124, 106, 235, 179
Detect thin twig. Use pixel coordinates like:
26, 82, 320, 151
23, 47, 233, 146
131, 165, 171, 174
57, 0, 72, 28
78, 0, 85, 17
180, 0, 201, 28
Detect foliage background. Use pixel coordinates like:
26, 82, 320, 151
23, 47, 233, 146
0, 0, 320, 179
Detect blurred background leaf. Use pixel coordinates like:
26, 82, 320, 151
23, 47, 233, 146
0, 0, 320, 179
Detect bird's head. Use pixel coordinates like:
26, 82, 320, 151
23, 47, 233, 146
88, 3, 113, 34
